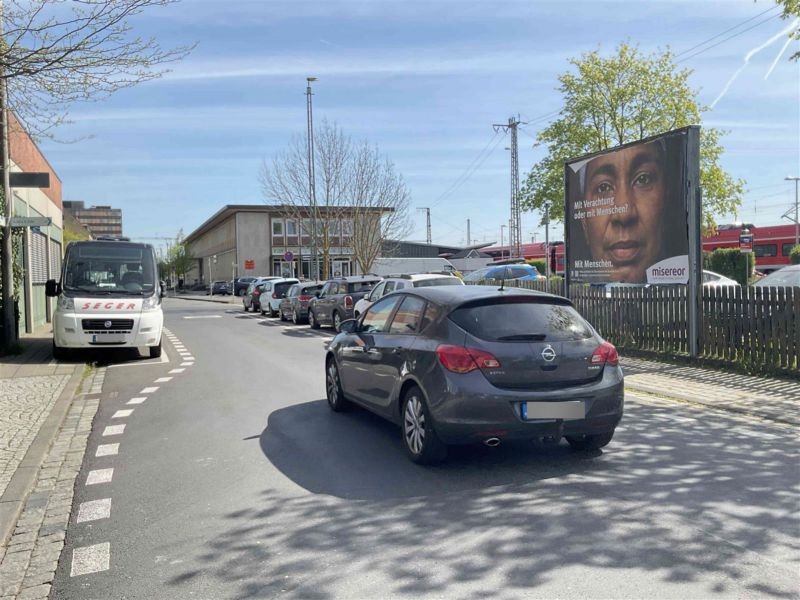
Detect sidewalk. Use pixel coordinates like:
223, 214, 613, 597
621, 356, 800, 426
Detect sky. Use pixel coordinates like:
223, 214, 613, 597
38, 0, 800, 250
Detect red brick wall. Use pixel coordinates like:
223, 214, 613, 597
8, 113, 62, 208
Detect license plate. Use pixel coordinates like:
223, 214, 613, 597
91, 334, 126, 344
522, 401, 585, 420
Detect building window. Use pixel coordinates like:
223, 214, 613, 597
342, 219, 353, 236
272, 219, 284, 237
286, 219, 297, 236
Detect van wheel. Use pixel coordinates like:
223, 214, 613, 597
402, 386, 447, 464
149, 341, 162, 359
52, 341, 68, 361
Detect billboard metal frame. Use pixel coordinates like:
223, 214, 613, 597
563, 125, 702, 357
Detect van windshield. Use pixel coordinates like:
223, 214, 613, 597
62, 243, 157, 297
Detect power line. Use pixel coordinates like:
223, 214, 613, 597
677, 11, 782, 63
674, 4, 781, 59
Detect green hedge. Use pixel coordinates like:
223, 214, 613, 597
705, 248, 755, 286
790, 245, 800, 265
526, 259, 547, 276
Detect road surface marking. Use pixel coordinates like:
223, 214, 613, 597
169, 368, 185, 374
102, 424, 126, 436
112, 409, 133, 419
154, 377, 172, 383
86, 469, 114, 485
108, 350, 168, 368
183, 315, 222, 319
96, 443, 119, 457
140, 386, 158, 394
71, 543, 110, 577
127, 397, 147, 405
180, 362, 194, 367
180, 356, 194, 361
77, 498, 111, 523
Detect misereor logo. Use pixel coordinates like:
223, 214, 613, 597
646, 256, 690, 284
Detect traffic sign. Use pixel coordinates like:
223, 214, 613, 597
739, 229, 753, 253
244, 259, 255, 270
10, 216, 52, 228
283, 251, 294, 262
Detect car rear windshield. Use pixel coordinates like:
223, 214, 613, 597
347, 281, 378, 293
274, 282, 294, 296
449, 298, 593, 342
413, 277, 462, 288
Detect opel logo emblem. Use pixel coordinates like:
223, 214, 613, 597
104, 320, 112, 329
541, 345, 556, 362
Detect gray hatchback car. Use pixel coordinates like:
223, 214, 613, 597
325, 286, 624, 464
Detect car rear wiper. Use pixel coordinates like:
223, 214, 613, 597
496, 333, 547, 341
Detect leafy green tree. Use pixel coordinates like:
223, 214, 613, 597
790, 244, 800, 265
168, 235, 194, 285
774, 0, 800, 60
520, 43, 744, 232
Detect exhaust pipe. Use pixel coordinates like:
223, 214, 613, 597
483, 437, 501, 447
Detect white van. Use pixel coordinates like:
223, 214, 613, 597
46, 239, 164, 359
364, 257, 457, 277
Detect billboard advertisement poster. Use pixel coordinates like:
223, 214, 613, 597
565, 129, 692, 285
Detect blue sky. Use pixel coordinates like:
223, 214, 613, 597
40, 0, 800, 249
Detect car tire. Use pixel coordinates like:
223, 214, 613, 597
401, 386, 447, 464
309, 310, 320, 329
149, 341, 162, 359
238, 289, 246, 297
260, 309, 266, 316
565, 430, 615, 451
243, 302, 249, 312
325, 357, 350, 412
292, 310, 302, 325
332, 311, 343, 332
270, 306, 278, 318
52, 341, 68, 361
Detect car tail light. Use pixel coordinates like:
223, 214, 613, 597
436, 345, 501, 374
344, 295, 353, 310
272, 292, 277, 299
590, 341, 619, 367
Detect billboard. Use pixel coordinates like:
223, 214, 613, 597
565, 128, 693, 285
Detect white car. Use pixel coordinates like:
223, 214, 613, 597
702, 270, 740, 287
261, 278, 300, 316
353, 273, 463, 318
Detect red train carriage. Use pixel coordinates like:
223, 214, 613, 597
703, 224, 798, 273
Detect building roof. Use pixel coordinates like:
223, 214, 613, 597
184, 204, 392, 245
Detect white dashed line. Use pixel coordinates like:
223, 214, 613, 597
180, 356, 194, 361
71, 543, 110, 577
112, 409, 133, 419
127, 397, 147, 405
169, 368, 185, 374
183, 315, 222, 319
86, 469, 114, 485
95, 443, 119, 457
154, 377, 172, 383
77, 498, 112, 523
140, 387, 158, 394
102, 424, 126, 436
180, 362, 194, 367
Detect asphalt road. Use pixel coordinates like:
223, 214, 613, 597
51, 298, 800, 599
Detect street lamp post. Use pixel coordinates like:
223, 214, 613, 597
500, 225, 506, 260
786, 176, 800, 246
306, 77, 319, 281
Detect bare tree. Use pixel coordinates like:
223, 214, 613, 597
349, 141, 411, 275
1, 0, 193, 349
260, 119, 353, 280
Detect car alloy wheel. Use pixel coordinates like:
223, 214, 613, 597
404, 395, 426, 455
292, 310, 299, 324
326, 359, 348, 412
333, 312, 342, 332
402, 388, 446, 464
309, 310, 320, 329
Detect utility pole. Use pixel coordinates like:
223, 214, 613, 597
500, 224, 506, 260
466, 219, 470, 247
493, 116, 521, 259
544, 202, 550, 293
0, 0, 15, 350
306, 77, 319, 281
417, 207, 432, 244
787, 176, 800, 246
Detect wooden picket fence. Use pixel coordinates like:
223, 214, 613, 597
468, 279, 800, 377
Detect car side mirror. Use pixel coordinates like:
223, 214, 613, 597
45, 279, 60, 297
339, 319, 358, 334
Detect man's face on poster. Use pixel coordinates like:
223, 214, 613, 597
581, 141, 666, 283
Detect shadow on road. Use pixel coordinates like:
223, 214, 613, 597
168, 398, 799, 598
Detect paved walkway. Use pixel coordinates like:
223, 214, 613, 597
0, 337, 79, 500
621, 356, 800, 426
